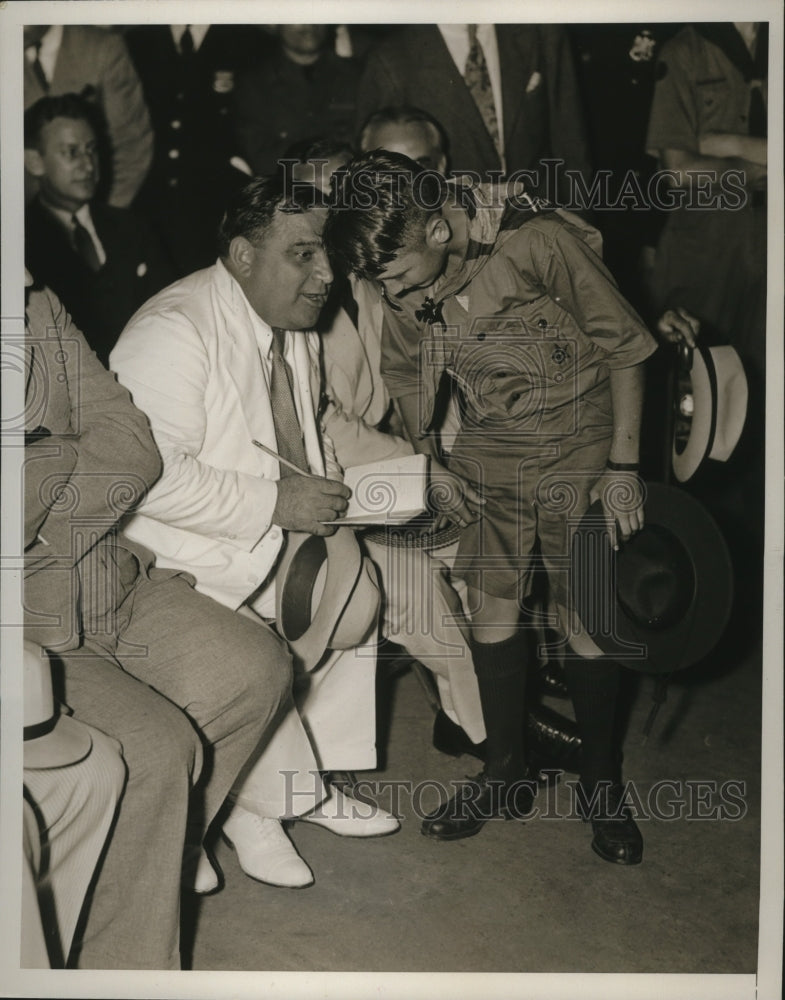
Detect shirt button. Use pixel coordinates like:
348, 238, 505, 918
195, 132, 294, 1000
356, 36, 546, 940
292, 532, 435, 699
537, 318, 548, 329
171, 119, 182, 129
477, 332, 486, 341
269, 528, 280, 540
168, 148, 180, 159
554, 373, 564, 383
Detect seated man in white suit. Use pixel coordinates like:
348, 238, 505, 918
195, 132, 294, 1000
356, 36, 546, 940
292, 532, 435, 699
111, 176, 399, 892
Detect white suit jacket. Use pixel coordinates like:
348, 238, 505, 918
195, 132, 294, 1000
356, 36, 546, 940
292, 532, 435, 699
111, 260, 339, 612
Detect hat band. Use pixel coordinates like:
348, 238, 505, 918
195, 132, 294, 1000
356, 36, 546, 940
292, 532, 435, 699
702, 345, 719, 460
24, 715, 58, 741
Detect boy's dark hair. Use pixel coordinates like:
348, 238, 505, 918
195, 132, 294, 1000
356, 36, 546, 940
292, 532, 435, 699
217, 174, 326, 257
325, 149, 448, 280
358, 105, 448, 161
24, 92, 100, 150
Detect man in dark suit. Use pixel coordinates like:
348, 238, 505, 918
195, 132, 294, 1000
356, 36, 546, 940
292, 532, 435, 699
356, 24, 591, 205
233, 25, 360, 177
24, 94, 173, 366
124, 24, 271, 277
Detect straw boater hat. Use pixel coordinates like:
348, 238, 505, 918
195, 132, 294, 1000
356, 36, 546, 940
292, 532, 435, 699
671, 343, 748, 483
275, 526, 381, 671
24, 640, 92, 769
570, 482, 733, 674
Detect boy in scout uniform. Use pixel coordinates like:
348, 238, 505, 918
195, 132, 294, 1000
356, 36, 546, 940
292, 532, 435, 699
326, 151, 657, 864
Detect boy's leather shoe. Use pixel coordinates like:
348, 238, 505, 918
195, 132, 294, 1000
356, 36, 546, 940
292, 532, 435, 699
421, 771, 537, 841
576, 781, 643, 865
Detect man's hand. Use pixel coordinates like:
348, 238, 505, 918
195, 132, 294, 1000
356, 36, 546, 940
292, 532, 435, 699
656, 307, 700, 348
272, 475, 351, 535
426, 459, 485, 529
589, 469, 645, 551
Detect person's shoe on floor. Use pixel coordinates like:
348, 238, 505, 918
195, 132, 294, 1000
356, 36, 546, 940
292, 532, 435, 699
299, 785, 400, 838
421, 771, 537, 841
223, 805, 314, 888
182, 843, 221, 895
576, 780, 643, 865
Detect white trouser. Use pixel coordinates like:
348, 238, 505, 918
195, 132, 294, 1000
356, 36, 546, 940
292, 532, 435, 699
230, 613, 378, 819
364, 538, 486, 744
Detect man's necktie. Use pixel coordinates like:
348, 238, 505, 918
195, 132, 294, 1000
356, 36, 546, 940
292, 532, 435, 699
179, 25, 195, 57
30, 43, 49, 92
464, 25, 500, 155
269, 328, 308, 476
71, 215, 101, 272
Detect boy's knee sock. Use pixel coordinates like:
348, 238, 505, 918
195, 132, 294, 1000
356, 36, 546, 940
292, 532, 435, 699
470, 632, 528, 782
563, 655, 621, 786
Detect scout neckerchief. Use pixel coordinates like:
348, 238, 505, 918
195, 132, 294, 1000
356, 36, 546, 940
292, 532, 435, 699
413, 181, 555, 429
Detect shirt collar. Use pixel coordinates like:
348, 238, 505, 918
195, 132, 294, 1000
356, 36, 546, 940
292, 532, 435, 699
26, 25, 63, 80
216, 259, 277, 358
41, 198, 92, 231
170, 24, 210, 52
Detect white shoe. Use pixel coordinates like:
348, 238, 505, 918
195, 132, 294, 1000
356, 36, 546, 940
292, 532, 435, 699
300, 786, 400, 838
182, 844, 220, 895
223, 807, 314, 888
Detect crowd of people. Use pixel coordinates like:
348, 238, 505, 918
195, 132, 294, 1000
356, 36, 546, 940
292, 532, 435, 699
18, 21, 766, 970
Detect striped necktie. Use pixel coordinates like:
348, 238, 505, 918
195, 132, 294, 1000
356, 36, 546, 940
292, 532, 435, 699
464, 25, 500, 155
269, 328, 308, 475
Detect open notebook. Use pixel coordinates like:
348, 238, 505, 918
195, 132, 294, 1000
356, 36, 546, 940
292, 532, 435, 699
339, 453, 429, 526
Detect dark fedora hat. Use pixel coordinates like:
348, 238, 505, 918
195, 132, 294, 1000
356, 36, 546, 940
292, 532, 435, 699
570, 482, 733, 673
275, 527, 381, 671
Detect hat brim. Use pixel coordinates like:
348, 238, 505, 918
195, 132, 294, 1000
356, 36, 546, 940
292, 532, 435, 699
571, 482, 733, 673
672, 345, 747, 482
24, 715, 92, 770
276, 528, 380, 671
363, 512, 461, 550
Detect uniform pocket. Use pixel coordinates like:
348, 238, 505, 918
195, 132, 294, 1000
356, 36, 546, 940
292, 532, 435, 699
695, 78, 732, 132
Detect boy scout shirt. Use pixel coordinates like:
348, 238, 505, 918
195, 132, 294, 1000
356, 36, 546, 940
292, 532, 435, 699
378, 186, 657, 440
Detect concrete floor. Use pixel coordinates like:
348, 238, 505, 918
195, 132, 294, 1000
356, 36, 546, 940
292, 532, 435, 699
183, 613, 765, 984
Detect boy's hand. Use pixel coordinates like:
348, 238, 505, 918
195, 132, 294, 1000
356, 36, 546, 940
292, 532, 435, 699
427, 460, 485, 529
589, 469, 645, 551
